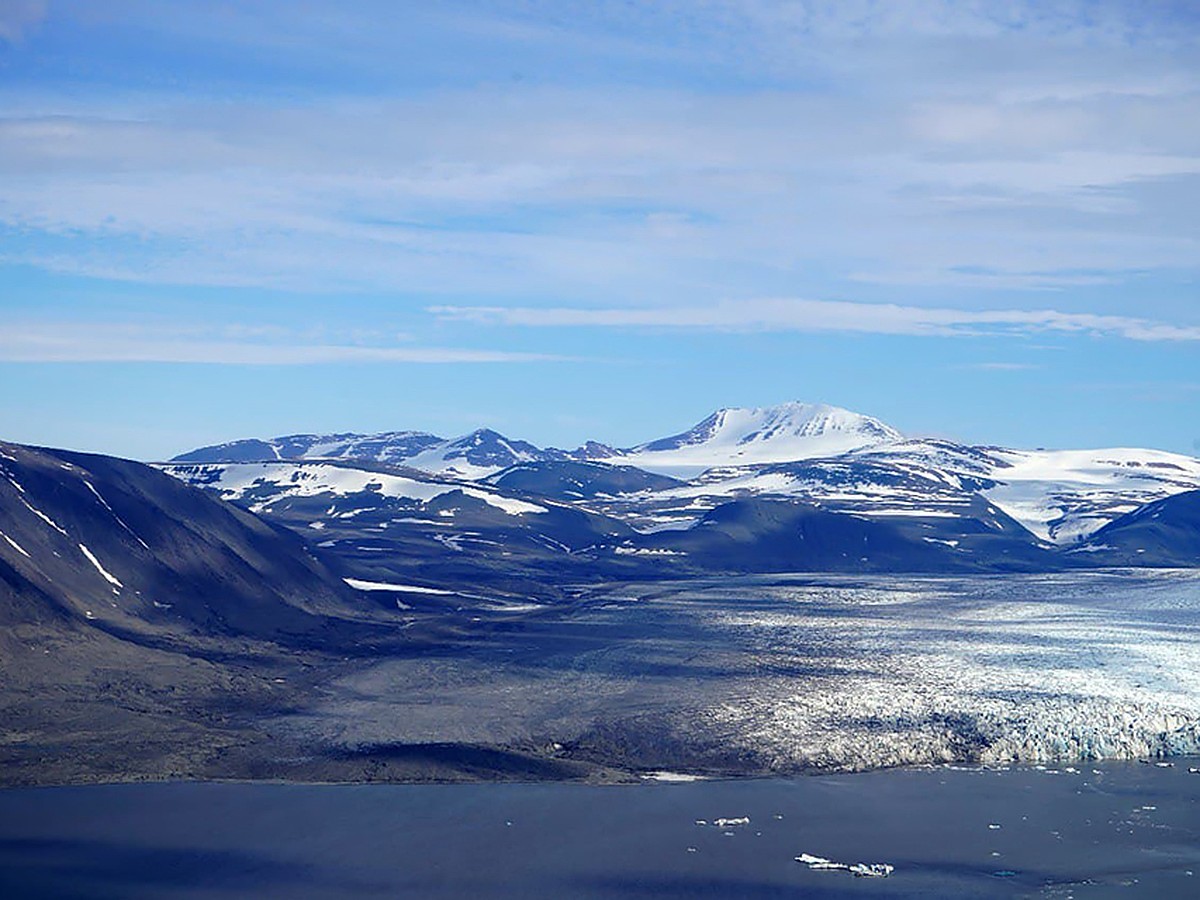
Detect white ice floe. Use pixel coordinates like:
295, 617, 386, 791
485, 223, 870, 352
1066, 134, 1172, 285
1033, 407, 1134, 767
797, 853, 894, 878
78, 544, 123, 588
711, 817, 750, 828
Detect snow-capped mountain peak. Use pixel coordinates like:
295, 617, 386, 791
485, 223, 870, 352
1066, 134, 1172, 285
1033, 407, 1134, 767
616, 401, 903, 476
403, 428, 558, 478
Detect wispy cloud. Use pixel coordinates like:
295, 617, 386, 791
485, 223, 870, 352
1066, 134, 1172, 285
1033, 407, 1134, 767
0, 0, 45, 44
430, 298, 1200, 342
0, 323, 569, 364
1, 0, 1197, 310
958, 362, 1043, 371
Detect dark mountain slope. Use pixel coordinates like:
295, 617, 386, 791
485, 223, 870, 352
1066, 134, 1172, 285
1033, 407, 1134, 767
1078, 489, 1200, 567
629, 497, 966, 573
0, 441, 359, 641
488, 459, 683, 499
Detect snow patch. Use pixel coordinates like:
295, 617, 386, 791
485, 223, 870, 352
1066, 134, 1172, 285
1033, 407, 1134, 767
20, 497, 68, 536
0, 529, 31, 558
82, 480, 151, 550
78, 544, 123, 588
344, 578, 453, 595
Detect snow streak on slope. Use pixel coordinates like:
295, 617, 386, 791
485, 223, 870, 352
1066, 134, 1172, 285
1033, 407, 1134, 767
78, 543, 123, 589
614, 402, 903, 477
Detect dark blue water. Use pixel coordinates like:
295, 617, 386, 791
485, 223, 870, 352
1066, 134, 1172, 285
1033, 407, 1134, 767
2, 762, 1198, 898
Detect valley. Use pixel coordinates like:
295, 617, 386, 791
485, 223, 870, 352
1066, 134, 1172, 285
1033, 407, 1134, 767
3, 401, 1200, 786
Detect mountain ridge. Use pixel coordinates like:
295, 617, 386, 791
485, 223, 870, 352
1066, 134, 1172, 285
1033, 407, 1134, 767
168, 401, 1200, 550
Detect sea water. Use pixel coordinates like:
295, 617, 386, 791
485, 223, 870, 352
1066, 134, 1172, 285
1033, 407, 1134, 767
2, 761, 1198, 898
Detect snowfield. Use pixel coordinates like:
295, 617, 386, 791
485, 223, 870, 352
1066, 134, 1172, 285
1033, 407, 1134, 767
163, 462, 547, 516
700, 572, 1200, 770
266, 571, 1200, 776
982, 447, 1200, 543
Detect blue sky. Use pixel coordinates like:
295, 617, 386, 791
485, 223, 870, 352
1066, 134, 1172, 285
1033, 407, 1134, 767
1, 0, 1197, 459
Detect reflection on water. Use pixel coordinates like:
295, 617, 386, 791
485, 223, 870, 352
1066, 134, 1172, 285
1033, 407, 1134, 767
2, 761, 1198, 898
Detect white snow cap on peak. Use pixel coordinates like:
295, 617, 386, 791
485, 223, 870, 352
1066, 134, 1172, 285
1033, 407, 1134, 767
620, 401, 903, 475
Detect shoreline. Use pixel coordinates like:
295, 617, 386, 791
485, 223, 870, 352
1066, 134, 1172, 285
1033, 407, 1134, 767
6, 749, 1199, 792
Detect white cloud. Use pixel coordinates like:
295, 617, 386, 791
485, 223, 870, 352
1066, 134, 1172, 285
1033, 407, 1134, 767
0, 323, 569, 364
429, 297, 1200, 342
0, 0, 1197, 313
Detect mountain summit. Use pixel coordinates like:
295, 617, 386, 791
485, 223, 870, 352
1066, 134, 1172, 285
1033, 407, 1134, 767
614, 402, 903, 475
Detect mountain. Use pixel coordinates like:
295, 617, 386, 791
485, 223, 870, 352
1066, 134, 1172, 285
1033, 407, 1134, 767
165, 401, 1200, 568
623, 497, 960, 573
605, 402, 903, 476
169, 401, 903, 479
0, 441, 359, 640
172, 431, 445, 465
173, 427, 565, 478
979, 446, 1200, 544
487, 460, 683, 499
160, 458, 640, 596
403, 428, 562, 478
1076, 489, 1200, 566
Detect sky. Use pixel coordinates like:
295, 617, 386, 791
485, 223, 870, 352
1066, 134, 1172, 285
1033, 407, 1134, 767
1, 0, 1198, 460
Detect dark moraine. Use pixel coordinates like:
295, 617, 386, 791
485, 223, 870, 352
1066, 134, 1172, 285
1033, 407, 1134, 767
1, 761, 1198, 899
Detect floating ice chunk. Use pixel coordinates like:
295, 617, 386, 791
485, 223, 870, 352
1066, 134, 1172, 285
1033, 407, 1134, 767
797, 853, 846, 870
850, 863, 895, 878
797, 853, 893, 878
